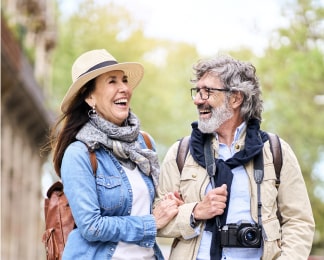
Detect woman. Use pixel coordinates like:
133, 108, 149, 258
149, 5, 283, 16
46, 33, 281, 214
50, 49, 180, 259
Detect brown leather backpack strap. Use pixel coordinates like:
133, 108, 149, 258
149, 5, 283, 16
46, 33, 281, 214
84, 142, 98, 176
46, 181, 64, 198
89, 151, 98, 176
140, 130, 153, 150
176, 136, 190, 173
267, 133, 282, 188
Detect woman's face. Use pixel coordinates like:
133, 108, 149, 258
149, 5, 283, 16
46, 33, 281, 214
85, 70, 133, 125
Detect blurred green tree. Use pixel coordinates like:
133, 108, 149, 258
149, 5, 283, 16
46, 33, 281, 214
50, 0, 199, 156
257, 0, 324, 254
228, 1, 324, 253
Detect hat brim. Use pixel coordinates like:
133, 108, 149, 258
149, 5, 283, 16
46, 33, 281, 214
60, 62, 144, 113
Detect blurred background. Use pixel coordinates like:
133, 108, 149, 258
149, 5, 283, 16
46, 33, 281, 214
1, 0, 324, 259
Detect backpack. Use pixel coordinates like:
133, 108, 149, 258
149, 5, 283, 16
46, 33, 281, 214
42, 131, 153, 260
176, 133, 283, 187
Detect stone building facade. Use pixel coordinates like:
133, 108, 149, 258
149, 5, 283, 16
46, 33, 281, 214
1, 0, 57, 259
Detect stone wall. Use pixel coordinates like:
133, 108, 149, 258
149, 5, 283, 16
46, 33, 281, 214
1, 1, 56, 258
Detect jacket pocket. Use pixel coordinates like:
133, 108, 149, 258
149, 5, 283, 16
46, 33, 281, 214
261, 164, 278, 207
180, 167, 198, 182
262, 218, 281, 259
179, 166, 199, 201
96, 175, 123, 210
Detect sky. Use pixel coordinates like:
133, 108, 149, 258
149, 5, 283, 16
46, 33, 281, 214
59, 0, 288, 56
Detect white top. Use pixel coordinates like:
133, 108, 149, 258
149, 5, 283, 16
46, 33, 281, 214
112, 166, 155, 260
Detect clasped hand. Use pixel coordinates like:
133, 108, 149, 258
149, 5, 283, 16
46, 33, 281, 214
153, 192, 183, 229
153, 184, 227, 229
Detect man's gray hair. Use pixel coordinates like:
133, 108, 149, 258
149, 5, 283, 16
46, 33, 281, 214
191, 55, 263, 122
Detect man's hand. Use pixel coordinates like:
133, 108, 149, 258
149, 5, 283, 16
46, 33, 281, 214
193, 184, 228, 220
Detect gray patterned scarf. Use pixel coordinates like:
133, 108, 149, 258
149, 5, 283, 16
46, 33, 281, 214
76, 112, 160, 188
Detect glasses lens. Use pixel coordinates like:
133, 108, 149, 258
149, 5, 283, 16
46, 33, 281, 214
191, 87, 214, 100
191, 88, 198, 100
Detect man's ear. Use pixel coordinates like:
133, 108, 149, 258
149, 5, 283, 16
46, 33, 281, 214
231, 91, 243, 109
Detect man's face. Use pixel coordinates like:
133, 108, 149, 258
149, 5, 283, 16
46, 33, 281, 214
193, 73, 233, 133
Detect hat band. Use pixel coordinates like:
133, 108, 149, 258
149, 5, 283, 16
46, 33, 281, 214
78, 60, 118, 78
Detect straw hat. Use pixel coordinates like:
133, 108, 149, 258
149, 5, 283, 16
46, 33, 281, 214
60, 49, 144, 113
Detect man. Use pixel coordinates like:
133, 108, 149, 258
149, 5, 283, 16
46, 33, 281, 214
155, 55, 315, 260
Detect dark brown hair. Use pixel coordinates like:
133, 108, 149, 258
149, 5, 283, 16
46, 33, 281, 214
50, 79, 96, 177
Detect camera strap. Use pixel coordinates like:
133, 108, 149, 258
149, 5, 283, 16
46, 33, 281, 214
203, 134, 222, 228
203, 134, 264, 230
253, 150, 264, 228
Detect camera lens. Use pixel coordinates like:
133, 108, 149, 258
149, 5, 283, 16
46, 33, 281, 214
238, 227, 261, 247
245, 229, 257, 242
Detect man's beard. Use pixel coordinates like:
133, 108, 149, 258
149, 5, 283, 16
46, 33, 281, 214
198, 100, 233, 133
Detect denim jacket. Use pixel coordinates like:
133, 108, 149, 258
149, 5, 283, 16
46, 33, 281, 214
61, 134, 164, 259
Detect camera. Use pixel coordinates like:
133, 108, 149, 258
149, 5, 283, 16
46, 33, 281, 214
220, 220, 262, 248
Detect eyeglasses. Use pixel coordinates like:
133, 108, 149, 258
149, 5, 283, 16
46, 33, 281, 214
190, 87, 230, 100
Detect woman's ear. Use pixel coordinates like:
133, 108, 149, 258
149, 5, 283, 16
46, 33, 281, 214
85, 94, 94, 107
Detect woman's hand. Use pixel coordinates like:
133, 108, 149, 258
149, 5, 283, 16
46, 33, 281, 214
153, 192, 183, 229
164, 191, 184, 206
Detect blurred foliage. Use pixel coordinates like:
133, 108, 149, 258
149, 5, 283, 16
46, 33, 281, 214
50, 0, 323, 254
259, 0, 324, 254
50, 0, 198, 154
229, 0, 324, 254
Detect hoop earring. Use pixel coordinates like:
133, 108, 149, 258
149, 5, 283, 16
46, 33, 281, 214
88, 105, 97, 119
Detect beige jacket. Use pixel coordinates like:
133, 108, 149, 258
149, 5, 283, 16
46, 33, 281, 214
156, 133, 315, 260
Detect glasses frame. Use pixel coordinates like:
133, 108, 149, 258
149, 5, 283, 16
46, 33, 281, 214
190, 87, 230, 100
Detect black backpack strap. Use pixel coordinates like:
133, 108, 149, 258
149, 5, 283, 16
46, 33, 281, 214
267, 133, 282, 188
176, 136, 190, 173
267, 132, 283, 223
